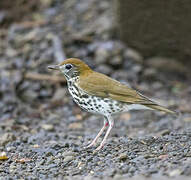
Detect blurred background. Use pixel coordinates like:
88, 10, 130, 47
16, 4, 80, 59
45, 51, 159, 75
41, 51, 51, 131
0, 0, 191, 179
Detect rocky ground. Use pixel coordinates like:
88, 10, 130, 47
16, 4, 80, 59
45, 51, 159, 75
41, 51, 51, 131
0, 0, 191, 179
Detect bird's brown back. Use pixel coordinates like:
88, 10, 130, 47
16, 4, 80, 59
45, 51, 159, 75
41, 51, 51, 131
78, 71, 154, 104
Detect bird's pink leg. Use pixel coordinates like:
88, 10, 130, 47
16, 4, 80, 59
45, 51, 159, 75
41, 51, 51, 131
96, 117, 114, 151
86, 119, 109, 148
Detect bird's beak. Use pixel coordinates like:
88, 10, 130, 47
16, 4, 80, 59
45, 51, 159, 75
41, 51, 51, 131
48, 65, 60, 70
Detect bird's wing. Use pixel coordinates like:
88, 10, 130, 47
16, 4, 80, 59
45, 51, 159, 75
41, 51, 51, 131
78, 72, 155, 104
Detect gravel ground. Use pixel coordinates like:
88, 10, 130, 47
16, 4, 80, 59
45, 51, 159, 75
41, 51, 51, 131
0, 0, 191, 179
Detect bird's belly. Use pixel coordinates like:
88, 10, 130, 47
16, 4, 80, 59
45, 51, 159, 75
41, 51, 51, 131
76, 97, 125, 115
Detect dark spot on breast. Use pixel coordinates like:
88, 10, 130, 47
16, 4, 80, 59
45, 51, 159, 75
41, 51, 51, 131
68, 81, 72, 86
74, 98, 80, 103
81, 94, 89, 98
87, 100, 92, 104
116, 102, 124, 108
73, 92, 78, 97
73, 85, 79, 92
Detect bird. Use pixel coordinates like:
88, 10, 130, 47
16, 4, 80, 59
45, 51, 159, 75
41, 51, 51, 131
48, 58, 176, 151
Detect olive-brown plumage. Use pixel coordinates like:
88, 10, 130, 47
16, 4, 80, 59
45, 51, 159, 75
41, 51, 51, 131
48, 58, 175, 150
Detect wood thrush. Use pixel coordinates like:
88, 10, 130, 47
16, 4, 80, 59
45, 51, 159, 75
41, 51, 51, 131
48, 58, 175, 150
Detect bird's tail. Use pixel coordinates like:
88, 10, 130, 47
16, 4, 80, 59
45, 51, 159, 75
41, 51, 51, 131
145, 104, 177, 115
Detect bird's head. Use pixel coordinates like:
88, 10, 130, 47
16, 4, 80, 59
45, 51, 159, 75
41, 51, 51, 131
48, 58, 92, 80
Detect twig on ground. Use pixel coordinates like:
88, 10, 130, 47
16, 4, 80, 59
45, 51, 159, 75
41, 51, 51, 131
24, 72, 66, 83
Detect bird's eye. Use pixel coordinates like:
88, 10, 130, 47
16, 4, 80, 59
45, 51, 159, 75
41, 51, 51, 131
65, 64, 73, 70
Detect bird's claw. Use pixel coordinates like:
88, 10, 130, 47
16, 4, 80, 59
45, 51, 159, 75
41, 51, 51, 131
84, 142, 95, 149
95, 144, 104, 151
84, 143, 104, 152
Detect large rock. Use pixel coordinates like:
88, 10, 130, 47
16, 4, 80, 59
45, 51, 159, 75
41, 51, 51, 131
114, 0, 191, 62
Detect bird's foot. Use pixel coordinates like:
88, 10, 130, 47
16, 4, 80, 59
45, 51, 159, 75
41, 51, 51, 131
85, 142, 96, 149
84, 143, 104, 152
94, 144, 104, 151
84, 141, 96, 149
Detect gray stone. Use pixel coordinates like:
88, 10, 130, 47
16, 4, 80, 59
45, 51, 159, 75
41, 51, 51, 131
41, 124, 54, 131
95, 48, 110, 64
63, 156, 74, 162
0, 133, 16, 146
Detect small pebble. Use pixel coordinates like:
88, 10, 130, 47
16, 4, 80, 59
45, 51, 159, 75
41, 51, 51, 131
95, 48, 109, 64
68, 122, 83, 129
119, 153, 128, 161
168, 169, 182, 177
63, 156, 74, 162
0, 133, 16, 146
41, 124, 54, 131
